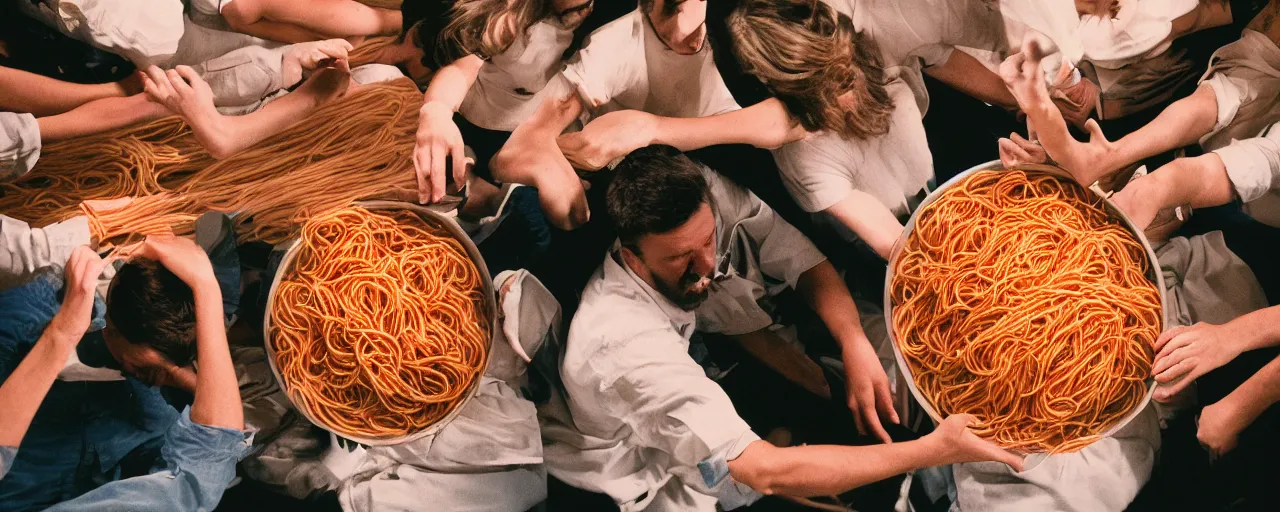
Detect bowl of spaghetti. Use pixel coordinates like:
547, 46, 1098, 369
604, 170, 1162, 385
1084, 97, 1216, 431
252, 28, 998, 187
885, 161, 1165, 454
264, 201, 496, 446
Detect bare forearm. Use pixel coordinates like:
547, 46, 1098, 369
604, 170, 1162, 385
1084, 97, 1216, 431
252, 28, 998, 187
1111, 85, 1219, 168
824, 192, 904, 260
1144, 153, 1238, 211
1226, 305, 1280, 354
37, 95, 168, 142
797, 261, 866, 352
0, 66, 126, 117
217, 91, 321, 155
652, 99, 806, 151
188, 283, 242, 430
0, 330, 79, 446
1221, 355, 1280, 427
925, 52, 1017, 111
422, 55, 484, 112
729, 438, 940, 497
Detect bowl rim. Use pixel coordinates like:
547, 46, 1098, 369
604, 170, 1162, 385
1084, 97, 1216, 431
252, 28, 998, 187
262, 200, 498, 447
882, 160, 1166, 447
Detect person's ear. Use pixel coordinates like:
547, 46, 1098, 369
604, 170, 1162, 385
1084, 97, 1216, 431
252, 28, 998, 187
619, 245, 650, 281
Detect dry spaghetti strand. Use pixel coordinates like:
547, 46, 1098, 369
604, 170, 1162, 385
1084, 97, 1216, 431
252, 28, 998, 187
890, 170, 1161, 454
269, 205, 489, 440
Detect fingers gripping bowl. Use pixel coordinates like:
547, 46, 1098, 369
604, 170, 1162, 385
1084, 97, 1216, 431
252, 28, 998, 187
885, 162, 1166, 454
264, 201, 496, 446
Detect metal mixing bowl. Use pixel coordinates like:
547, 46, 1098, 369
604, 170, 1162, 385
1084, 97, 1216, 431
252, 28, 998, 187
883, 161, 1166, 444
263, 200, 497, 447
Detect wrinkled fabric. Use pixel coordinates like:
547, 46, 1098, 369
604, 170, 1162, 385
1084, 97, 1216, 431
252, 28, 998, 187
1158, 231, 1268, 329
460, 19, 575, 132
1214, 120, 1280, 227
0, 112, 40, 182
952, 403, 1161, 512
0, 215, 95, 292
561, 9, 740, 120
17, 0, 185, 66
337, 271, 559, 512
771, 79, 933, 216
1200, 30, 1280, 154
1078, 0, 1198, 68
44, 408, 253, 512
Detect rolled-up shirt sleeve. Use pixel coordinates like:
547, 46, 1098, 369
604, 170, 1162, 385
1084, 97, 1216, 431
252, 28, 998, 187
44, 407, 253, 511
0, 215, 91, 291
0, 445, 15, 480
591, 332, 764, 506
1212, 122, 1280, 203
0, 112, 40, 182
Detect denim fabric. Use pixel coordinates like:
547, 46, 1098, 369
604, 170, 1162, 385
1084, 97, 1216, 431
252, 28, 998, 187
0, 238, 241, 511
44, 408, 253, 512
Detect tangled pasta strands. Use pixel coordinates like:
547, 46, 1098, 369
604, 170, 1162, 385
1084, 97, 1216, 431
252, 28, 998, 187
890, 170, 1161, 454
0, 79, 422, 245
270, 206, 489, 439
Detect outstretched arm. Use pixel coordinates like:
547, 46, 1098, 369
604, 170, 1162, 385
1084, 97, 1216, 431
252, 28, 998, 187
0, 66, 134, 117
729, 414, 1022, 497
1109, 153, 1237, 230
142, 62, 352, 159
558, 99, 807, 171
925, 50, 1017, 111
415, 55, 485, 203
36, 94, 169, 143
796, 260, 899, 444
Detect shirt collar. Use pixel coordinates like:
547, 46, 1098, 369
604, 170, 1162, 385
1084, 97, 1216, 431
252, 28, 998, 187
603, 245, 696, 335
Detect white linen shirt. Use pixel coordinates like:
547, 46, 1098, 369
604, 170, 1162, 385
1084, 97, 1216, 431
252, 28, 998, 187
0, 112, 40, 181
559, 8, 741, 120
1214, 120, 1280, 227
542, 168, 825, 511
459, 19, 576, 132
770, 78, 933, 216
824, 0, 1006, 113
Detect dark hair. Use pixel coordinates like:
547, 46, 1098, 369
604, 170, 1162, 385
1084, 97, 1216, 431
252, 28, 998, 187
640, 0, 685, 18
107, 260, 198, 367
606, 145, 709, 250
727, 0, 894, 140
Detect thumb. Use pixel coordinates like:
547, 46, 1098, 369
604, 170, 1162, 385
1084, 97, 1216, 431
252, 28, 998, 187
993, 445, 1025, 472
1084, 119, 1108, 143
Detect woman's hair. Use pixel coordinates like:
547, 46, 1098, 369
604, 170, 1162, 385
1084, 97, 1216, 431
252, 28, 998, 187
430, 0, 550, 65
726, 0, 895, 140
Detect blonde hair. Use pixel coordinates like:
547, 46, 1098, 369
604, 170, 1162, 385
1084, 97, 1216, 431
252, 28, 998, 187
1, 79, 425, 246
726, 0, 894, 140
434, 0, 549, 62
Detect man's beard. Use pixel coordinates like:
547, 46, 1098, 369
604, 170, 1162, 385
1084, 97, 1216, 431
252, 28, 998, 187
653, 268, 711, 311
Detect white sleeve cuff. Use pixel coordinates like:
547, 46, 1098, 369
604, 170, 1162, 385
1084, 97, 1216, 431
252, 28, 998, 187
1213, 137, 1280, 203
1200, 74, 1243, 146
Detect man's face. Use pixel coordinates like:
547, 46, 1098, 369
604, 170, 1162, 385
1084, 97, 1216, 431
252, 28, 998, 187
552, 0, 595, 30
625, 202, 717, 310
103, 322, 180, 387
648, 0, 708, 55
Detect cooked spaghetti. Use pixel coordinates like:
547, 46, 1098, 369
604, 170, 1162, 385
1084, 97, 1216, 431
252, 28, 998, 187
269, 206, 489, 439
890, 170, 1161, 454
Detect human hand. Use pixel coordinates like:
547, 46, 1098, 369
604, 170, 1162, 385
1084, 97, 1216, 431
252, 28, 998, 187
131, 234, 217, 290
998, 132, 1051, 168
142, 65, 215, 119
47, 246, 112, 344
1051, 75, 1100, 131
1152, 322, 1243, 401
930, 414, 1025, 471
1197, 398, 1249, 460
413, 101, 470, 204
557, 109, 658, 171
294, 58, 353, 107
283, 39, 354, 87
842, 340, 899, 444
